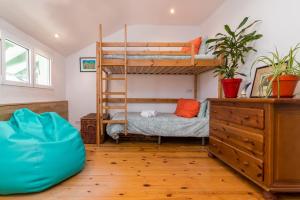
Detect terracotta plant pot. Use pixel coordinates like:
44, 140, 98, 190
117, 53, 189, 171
221, 78, 242, 98
268, 75, 299, 98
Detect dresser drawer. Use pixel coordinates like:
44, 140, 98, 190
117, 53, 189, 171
209, 137, 263, 182
210, 105, 265, 129
210, 120, 264, 158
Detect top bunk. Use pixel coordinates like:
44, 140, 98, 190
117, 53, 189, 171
96, 25, 223, 75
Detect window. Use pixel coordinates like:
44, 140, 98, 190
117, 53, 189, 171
34, 54, 51, 86
4, 39, 30, 84
0, 33, 52, 88
1, 34, 53, 88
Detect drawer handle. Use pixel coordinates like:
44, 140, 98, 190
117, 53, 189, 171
243, 138, 250, 143
244, 116, 250, 120
212, 144, 217, 147
212, 128, 218, 131
243, 161, 249, 166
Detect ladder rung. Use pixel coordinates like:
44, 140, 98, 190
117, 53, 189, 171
103, 98, 125, 103
102, 120, 127, 124
102, 77, 126, 81
102, 63, 126, 66
103, 92, 126, 95
103, 106, 127, 110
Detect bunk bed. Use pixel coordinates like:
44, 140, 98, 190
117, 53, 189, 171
96, 25, 223, 146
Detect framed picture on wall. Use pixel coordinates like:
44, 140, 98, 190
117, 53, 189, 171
80, 57, 96, 72
250, 65, 273, 97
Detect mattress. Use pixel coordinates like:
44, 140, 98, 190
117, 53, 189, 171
103, 54, 216, 60
106, 112, 209, 140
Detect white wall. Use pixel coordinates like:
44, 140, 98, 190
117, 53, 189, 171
65, 25, 204, 128
0, 18, 65, 103
110, 74, 194, 115
199, 0, 300, 97
198, 70, 218, 99
65, 43, 97, 128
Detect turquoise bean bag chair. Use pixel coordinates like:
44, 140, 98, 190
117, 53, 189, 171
0, 108, 86, 195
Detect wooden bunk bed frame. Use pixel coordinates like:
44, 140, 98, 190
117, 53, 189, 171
96, 24, 223, 146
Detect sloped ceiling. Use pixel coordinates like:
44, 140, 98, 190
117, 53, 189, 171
0, 0, 224, 55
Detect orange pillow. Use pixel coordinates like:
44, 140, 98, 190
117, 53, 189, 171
181, 37, 202, 54
175, 99, 200, 118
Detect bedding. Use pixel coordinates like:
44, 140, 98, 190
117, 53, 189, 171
141, 110, 157, 118
181, 37, 202, 53
103, 54, 216, 60
199, 36, 208, 54
198, 100, 208, 118
175, 99, 200, 118
106, 112, 209, 140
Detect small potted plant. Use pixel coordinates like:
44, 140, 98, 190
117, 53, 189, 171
253, 44, 300, 98
207, 17, 263, 98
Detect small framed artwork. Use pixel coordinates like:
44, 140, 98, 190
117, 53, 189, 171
80, 57, 96, 72
250, 65, 273, 97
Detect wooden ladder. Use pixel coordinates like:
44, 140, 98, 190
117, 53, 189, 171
96, 24, 128, 146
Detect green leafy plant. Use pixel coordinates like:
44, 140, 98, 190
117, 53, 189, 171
252, 43, 300, 97
206, 17, 263, 78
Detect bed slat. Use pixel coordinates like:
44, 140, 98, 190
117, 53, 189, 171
101, 42, 191, 47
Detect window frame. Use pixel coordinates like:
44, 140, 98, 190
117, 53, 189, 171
1, 33, 33, 87
0, 31, 53, 89
33, 49, 53, 89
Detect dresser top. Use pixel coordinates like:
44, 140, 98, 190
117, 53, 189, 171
208, 98, 300, 104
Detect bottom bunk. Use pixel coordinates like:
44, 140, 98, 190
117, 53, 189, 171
106, 111, 209, 144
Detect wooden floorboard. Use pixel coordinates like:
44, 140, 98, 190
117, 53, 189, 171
0, 142, 299, 200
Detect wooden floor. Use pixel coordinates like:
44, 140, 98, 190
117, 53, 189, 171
1, 141, 300, 200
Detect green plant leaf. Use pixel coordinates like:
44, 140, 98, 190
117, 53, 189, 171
236, 20, 261, 36
236, 72, 247, 77
252, 43, 300, 97
237, 17, 249, 30
207, 17, 263, 78
206, 38, 219, 44
224, 25, 235, 37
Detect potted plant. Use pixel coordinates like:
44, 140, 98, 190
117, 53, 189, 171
206, 17, 263, 98
253, 44, 300, 98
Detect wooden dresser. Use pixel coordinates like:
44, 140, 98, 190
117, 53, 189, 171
208, 98, 300, 199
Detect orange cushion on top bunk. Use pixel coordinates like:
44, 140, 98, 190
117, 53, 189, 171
181, 37, 202, 54
175, 99, 200, 118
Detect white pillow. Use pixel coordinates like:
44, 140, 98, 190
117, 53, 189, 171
199, 36, 208, 55
197, 100, 208, 118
